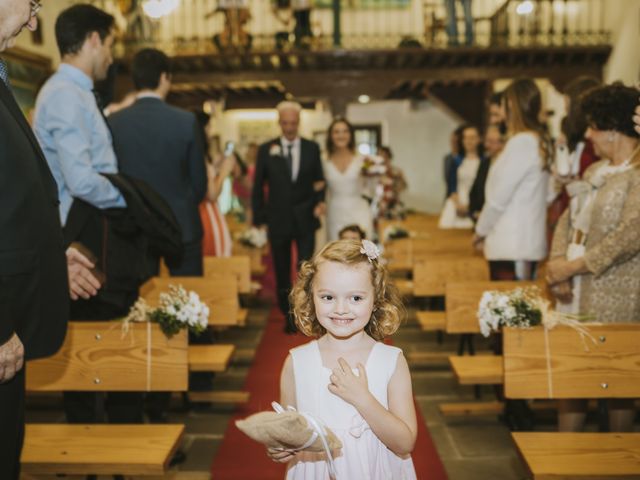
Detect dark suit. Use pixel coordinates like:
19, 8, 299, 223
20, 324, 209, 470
109, 96, 208, 416
252, 137, 324, 324
0, 79, 69, 479
109, 97, 207, 276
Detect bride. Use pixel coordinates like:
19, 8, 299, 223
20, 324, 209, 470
324, 117, 375, 241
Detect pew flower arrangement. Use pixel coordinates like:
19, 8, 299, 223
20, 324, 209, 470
382, 225, 409, 242
478, 286, 593, 338
238, 226, 268, 249
477, 287, 543, 337
123, 285, 209, 338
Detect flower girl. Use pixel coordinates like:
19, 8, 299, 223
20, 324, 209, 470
268, 239, 417, 479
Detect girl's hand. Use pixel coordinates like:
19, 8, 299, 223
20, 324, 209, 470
267, 446, 297, 463
328, 358, 371, 407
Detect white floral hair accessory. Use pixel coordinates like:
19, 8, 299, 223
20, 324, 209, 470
269, 144, 282, 157
360, 239, 381, 262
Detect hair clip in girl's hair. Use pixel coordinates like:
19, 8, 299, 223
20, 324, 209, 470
360, 240, 381, 262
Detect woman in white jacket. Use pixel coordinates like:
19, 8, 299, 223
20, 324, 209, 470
473, 79, 552, 280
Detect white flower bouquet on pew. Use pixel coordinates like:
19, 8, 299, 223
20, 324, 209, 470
382, 225, 409, 242
238, 226, 268, 249
123, 285, 209, 338
478, 287, 544, 337
478, 286, 593, 338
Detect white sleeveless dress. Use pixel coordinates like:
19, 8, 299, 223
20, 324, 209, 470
324, 156, 374, 241
286, 340, 417, 480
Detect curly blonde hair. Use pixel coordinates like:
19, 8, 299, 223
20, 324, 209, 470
290, 240, 405, 340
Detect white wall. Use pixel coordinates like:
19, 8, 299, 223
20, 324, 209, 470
347, 99, 459, 214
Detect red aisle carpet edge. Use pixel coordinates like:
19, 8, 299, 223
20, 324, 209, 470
211, 254, 447, 479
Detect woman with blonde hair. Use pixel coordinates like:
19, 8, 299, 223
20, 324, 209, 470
473, 78, 552, 280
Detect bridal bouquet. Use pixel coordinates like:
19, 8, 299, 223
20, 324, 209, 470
238, 227, 268, 249
361, 155, 387, 176
478, 287, 543, 337
124, 285, 209, 338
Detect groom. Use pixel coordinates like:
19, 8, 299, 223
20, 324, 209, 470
252, 101, 325, 333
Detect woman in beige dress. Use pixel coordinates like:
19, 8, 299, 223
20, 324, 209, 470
546, 84, 640, 432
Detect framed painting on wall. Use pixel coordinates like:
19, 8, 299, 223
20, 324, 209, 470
3, 47, 52, 119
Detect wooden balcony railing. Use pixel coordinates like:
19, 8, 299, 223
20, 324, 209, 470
84, 0, 610, 56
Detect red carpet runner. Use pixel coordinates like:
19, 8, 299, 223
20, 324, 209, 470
211, 256, 447, 479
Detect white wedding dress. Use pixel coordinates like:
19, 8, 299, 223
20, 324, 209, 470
324, 155, 374, 241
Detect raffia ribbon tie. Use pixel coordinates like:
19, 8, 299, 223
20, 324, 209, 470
541, 302, 600, 399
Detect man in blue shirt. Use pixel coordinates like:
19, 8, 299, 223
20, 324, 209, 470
33, 4, 140, 428
34, 4, 125, 227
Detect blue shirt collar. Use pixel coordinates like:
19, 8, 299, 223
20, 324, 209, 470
57, 63, 94, 91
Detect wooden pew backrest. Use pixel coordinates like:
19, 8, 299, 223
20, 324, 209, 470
141, 275, 239, 327
204, 256, 251, 294
413, 256, 489, 297
26, 321, 188, 392
446, 280, 546, 334
504, 324, 640, 399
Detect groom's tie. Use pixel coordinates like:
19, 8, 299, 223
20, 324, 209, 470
285, 143, 293, 181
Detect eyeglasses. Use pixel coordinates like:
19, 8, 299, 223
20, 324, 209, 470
30, 0, 42, 17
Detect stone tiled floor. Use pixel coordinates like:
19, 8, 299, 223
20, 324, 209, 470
23, 300, 536, 480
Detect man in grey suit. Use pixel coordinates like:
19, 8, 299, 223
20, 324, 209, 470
109, 48, 207, 276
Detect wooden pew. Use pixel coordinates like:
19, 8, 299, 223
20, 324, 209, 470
141, 275, 239, 328
378, 213, 441, 241
444, 281, 545, 390
233, 243, 267, 276
413, 255, 489, 297
387, 234, 476, 274
141, 275, 239, 366
23, 321, 187, 476
204, 256, 252, 324
505, 325, 640, 479
446, 280, 545, 334
204, 256, 251, 294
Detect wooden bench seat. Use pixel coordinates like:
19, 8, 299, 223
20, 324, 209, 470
23, 321, 188, 476
416, 311, 446, 331
512, 432, 640, 479
449, 355, 503, 385
188, 344, 235, 372
504, 325, 640, 479
22, 424, 184, 476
